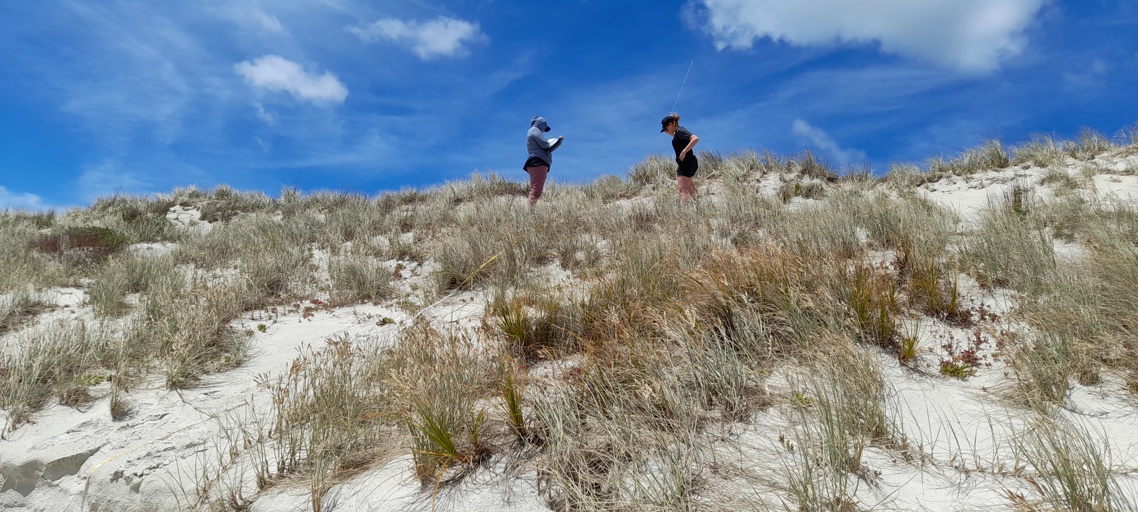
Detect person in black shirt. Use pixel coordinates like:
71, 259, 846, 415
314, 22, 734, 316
660, 113, 700, 204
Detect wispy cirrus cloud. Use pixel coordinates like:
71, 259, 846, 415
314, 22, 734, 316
689, 0, 1047, 73
1063, 58, 1109, 91
791, 119, 867, 165
208, 5, 284, 33
234, 55, 349, 103
346, 16, 487, 60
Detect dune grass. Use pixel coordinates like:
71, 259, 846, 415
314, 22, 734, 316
3, 129, 1138, 509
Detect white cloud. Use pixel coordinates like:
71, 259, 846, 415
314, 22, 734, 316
252, 101, 277, 125
0, 186, 48, 211
690, 0, 1047, 72
234, 55, 348, 103
791, 119, 866, 165
346, 16, 487, 60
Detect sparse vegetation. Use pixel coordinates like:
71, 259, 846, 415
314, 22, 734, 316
3, 127, 1138, 510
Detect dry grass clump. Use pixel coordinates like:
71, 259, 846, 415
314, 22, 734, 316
792, 150, 838, 182
1012, 135, 1072, 168
255, 335, 398, 509
698, 150, 763, 184
441, 172, 529, 205
241, 323, 494, 509
929, 139, 1010, 177
0, 209, 57, 230
175, 214, 318, 303
194, 185, 275, 222
490, 289, 577, 362
83, 194, 183, 243
429, 209, 552, 292
686, 246, 845, 351
134, 272, 254, 388
0, 321, 110, 431
29, 226, 129, 268
395, 329, 494, 486
580, 175, 640, 203
1014, 417, 1135, 511
328, 251, 393, 304
778, 180, 827, 202
88, 254, 179, 317
1074, 128, 1116, 160
960, 206, 1055, 293
0, 289, 50, 336
1039, 168, 1083, 191
882, 162, 937, 187
628, 154, 678, 187
1009, 200, 1138, 395
785, 344, 893, 511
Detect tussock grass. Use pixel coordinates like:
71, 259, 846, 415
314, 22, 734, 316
778, 180, 827, 202
0, 209, 57, 230
257, 335, 396, 507
491, 290, 576, 361
197, 185, 274, 222
1012, 135, 1072, 168
699, 150, 762, 184
384, 324, 493, 485
844, 265, 899, 348
85, 194, 182, 242
785, 344, 892, 511
883, 162, 936, 187
1075, 128, 1116, 160
929, 139, 1010, 177
961, 206, 1055, 293
1007, 199, 1138, 390
1011, 329, 1075, 411
0, 289, 50, 336
0, 321, 109, 431
88, 254, 179, 317
581, 174, 640, 203
29, 226, 128, 266
1040, 168, 1083, 191
1015, 417, 1135, 511
793, 150, 838, 182
132, 273, 254, 388
328, 252, 392, 304
628, 154, 677, 187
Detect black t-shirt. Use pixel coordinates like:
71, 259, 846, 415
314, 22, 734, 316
672, 126, 695, 159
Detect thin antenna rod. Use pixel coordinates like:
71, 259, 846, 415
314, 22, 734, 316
671, 59, 695, 113
658, 59, 695, 153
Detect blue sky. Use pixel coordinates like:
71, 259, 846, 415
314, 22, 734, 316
2, 1, 1136, 210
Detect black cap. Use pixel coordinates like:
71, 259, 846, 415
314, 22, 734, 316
660, 115, 675, 132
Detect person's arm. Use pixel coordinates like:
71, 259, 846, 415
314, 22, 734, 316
679, 134, 699, 161
531, 132, 551, 149
549, 136, 564, 152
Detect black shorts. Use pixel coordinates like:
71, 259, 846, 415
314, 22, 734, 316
676, 156, 698, 178
523, 156, 550, 170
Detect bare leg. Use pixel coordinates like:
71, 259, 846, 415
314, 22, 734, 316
677, 175, 696, 204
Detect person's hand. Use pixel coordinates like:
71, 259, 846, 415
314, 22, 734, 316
678, 150, 686, 161
558, 136, 564, 140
